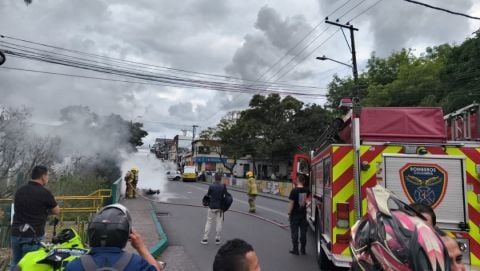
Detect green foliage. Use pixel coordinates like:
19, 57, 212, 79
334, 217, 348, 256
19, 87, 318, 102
440, 31, 480, 113
208, 94, 333, 172
326, 31, 480, 114
49, 173, 110, 196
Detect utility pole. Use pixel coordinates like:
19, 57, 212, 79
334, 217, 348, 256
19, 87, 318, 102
191, 124, 198, 154
326, 18, 362, 221
325, 19, 359, 102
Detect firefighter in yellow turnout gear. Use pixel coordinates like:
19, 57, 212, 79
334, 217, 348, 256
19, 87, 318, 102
246, 171, 258, 213
125, 167, 139, 199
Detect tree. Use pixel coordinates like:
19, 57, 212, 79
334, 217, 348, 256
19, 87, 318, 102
291, 104, 334, 152
0, 107, 62, 197
440, 31, 480, 113
129, 122, 148, 148
240, 94, 304, 175
363, 53, 446, 107
200, 113, 247, 175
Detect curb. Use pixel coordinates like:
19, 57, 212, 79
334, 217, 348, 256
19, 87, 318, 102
149, 202, 169, 257
198, 181, 289, 202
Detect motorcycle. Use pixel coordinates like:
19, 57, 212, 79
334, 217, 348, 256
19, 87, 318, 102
13, 218, 89, 271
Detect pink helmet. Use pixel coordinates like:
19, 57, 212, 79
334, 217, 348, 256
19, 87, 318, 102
350, 185, 450, 271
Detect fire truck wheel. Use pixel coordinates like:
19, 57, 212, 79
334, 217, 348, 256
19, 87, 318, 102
315, 214, 332, 269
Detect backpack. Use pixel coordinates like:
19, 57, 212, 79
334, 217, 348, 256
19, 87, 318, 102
80, 252, 133, 271
221, 185, 233, 212
202, 194, 210, 207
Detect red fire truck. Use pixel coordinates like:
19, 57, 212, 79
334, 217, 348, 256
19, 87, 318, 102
293, 100, 480, 269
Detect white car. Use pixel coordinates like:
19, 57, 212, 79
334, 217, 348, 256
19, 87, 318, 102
166, 170, 182, 181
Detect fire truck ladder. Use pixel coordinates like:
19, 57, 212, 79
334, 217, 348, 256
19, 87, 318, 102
444, 103, 480, 141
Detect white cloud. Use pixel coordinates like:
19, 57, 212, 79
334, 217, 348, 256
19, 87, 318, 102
0, 0, 478, 145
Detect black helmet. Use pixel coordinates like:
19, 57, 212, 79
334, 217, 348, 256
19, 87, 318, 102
87, 204, 132, 248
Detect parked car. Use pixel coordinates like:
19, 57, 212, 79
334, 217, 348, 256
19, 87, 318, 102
166, 170, 182, 181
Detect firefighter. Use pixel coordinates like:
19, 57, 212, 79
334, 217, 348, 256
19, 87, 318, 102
125, 168, 139, 199
131, 167, 139, 198
124, 170, 133, 199
246, 171, 258, 213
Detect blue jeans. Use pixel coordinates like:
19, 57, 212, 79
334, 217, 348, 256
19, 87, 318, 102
9, 235, 43, 270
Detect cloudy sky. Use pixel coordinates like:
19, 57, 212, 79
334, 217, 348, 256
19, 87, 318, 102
0, 0, 479, 145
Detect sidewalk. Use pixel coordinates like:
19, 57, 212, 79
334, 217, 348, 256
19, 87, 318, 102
121, 197, 167, 257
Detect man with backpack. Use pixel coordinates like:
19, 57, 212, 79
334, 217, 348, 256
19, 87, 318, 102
201, 173, 231, 245
65, 204, 162, 271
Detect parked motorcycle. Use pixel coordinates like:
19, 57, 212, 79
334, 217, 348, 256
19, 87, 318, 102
13, 218, 89, 271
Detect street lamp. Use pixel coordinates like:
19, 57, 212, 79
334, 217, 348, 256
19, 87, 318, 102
316, 55, 359, 103
315, 55, 352, 68
0, 51, 5, 66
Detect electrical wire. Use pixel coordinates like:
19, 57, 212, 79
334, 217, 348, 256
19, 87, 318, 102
0, 36, 323, 91
0, 41, 324, 93
401, 0, 480, 20
0, 66, 327, 98
2, 48, 320, 95
199, 0, 358, 125
337, 0, 370, 19
347, 0, 385, 22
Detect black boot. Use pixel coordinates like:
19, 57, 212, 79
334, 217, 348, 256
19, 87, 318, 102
289, 244, 299, 255
300, 247, 306, 255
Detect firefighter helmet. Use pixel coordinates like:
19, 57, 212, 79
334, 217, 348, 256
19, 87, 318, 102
246, 171, 254, 178
350, 185, 449, 271
87, 204, 132, 248
131, 167, 139, 173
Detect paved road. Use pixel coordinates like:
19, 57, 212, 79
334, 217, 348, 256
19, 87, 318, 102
154, 180, 320, 271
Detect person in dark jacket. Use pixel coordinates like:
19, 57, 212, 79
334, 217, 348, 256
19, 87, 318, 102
287, 174, 310, 255
201, 173, 227, 245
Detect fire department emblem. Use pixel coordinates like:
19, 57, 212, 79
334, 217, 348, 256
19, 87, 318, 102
399, 163, 448, 208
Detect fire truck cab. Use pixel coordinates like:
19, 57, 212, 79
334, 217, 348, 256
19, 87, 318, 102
293, 101, 480, 269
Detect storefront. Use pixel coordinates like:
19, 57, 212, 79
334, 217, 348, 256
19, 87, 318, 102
193, 156, 227, 172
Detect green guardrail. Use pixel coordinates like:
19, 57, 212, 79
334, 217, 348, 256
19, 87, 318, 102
111, 177, 123, 204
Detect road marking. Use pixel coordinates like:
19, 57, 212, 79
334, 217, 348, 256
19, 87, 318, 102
187, 184, 288, 218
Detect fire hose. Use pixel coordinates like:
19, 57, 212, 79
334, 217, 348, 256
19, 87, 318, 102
127, 183, 290, 230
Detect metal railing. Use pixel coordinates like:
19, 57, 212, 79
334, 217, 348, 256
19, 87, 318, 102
0, 188, 112, 223
0, 188, 115, 270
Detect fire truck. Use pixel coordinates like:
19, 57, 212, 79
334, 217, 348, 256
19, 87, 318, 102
292, 100, 480, 269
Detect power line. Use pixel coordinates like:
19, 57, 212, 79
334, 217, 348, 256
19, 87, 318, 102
336, 0, 370, 19
401, 0, 480, 20
199, 0, 358, 125
2, 48, 326, 95
0, 39, 324, 92
0, 66, 328, 98
348, 0, 385, 22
